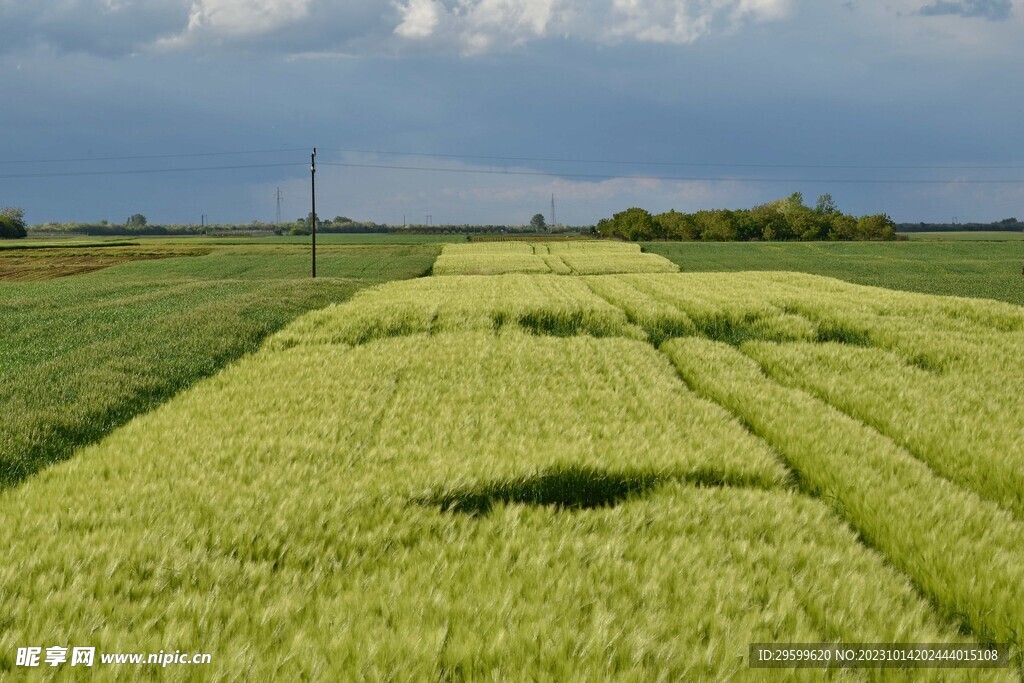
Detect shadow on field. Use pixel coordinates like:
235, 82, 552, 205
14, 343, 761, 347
421, 465, 764, 516
491, 310, 622, 339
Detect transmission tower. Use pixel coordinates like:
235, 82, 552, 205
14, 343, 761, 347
550, 194, 557, 229
275, 187, 282, 225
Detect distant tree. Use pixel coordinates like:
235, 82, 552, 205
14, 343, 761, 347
297, 212, 318, 229
604, 208, 657, 240
530, 213, 547, 230
788, 205, 827, 241
856, 214, 896, 240
815, 193, 838, 215
751, 204, 791, 241
694, 210, 738, 241
2, 206, 25, 225
764, 194, 811, 240
0, 207, 27, 239
594, 193, 892, 243
730, 209, 762, 241
655, 210, 700, 240
126, 213, 147, 228
827, 214, 858, 240
333, 216, 353, 224
0, 217, 23, 239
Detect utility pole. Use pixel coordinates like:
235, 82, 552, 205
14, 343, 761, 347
275, 187, 282, 226
550, 194, 556, 230
311, 148, 317, 279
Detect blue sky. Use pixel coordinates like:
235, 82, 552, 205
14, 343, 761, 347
1, 0, 1022, 226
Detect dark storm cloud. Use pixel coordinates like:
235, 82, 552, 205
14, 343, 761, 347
0, 1, 191, 56
917, 0, 1013, 20
0, 1, 392, 58
2, 1, 1023, 225
0, 0, 794, 59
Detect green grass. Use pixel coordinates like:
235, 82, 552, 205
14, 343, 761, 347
902, 231, 1024, 240
268, 274, 642, 349
1, 331, 1000, 680
3, 242, 1022, 678
665, 338, 1024, 662
268, 268, 1024, 668
644, 240, 1024, 306
0, 238, 140, 250
195, 233, 469, 245
0, 243, 439, 489
434, 241, 679, 276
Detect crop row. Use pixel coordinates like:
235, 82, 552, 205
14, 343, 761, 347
0, 243, 441, 488
267, 274, 643, 349
600, 273, 1024, 520
643, 240, 1024, 308
273, 271, 1024, 526
0, 331, 998, 679
431, 241, 679, 276
665, 338, 1024, 664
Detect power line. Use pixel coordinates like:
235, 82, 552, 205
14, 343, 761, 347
0, 162, 305, 180
318, 161, 1024, 185
320, 147, 1024, 171
0, 148, 308, 166
4, 144, 1021, 172
2, 156, 1020, 185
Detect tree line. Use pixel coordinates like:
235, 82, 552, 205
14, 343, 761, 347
29, 213, 579, 237
0, 207, 28, 239
595, 194, 897, 242
897, 218, 1023, 233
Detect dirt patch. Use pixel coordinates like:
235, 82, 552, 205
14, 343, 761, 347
0, 247, 209, 281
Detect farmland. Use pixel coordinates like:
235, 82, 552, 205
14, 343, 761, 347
0, 239, 1021, 678
0, 246, 210, 281
0, 242, 439, 489
645, 240, 1024, 306
1, 237, 1021, 678
903, 231, 1024, 240
433, 241, 680, 276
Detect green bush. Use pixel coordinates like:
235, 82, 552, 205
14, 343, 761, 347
597, 195, 895, 243
0, 207, 27, 239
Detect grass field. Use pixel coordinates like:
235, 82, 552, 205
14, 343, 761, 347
224, 233, 471, 245
1, 239, 1020, 678
0, 246, 210, 280
0, 242, 439, 490
434, 241, 679, 276
15, 233, 469, 246
0, 238, 141, 250
645, 240, 1024, 306
1, 328, 1011, 680
902, 231, 1024, 240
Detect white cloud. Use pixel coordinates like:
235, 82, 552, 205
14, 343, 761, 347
1, 0, 793, 57
186, 0, 312, 36
9, 0, 1021, 59
391, 0, 792, 51
394, 0, 443, 39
